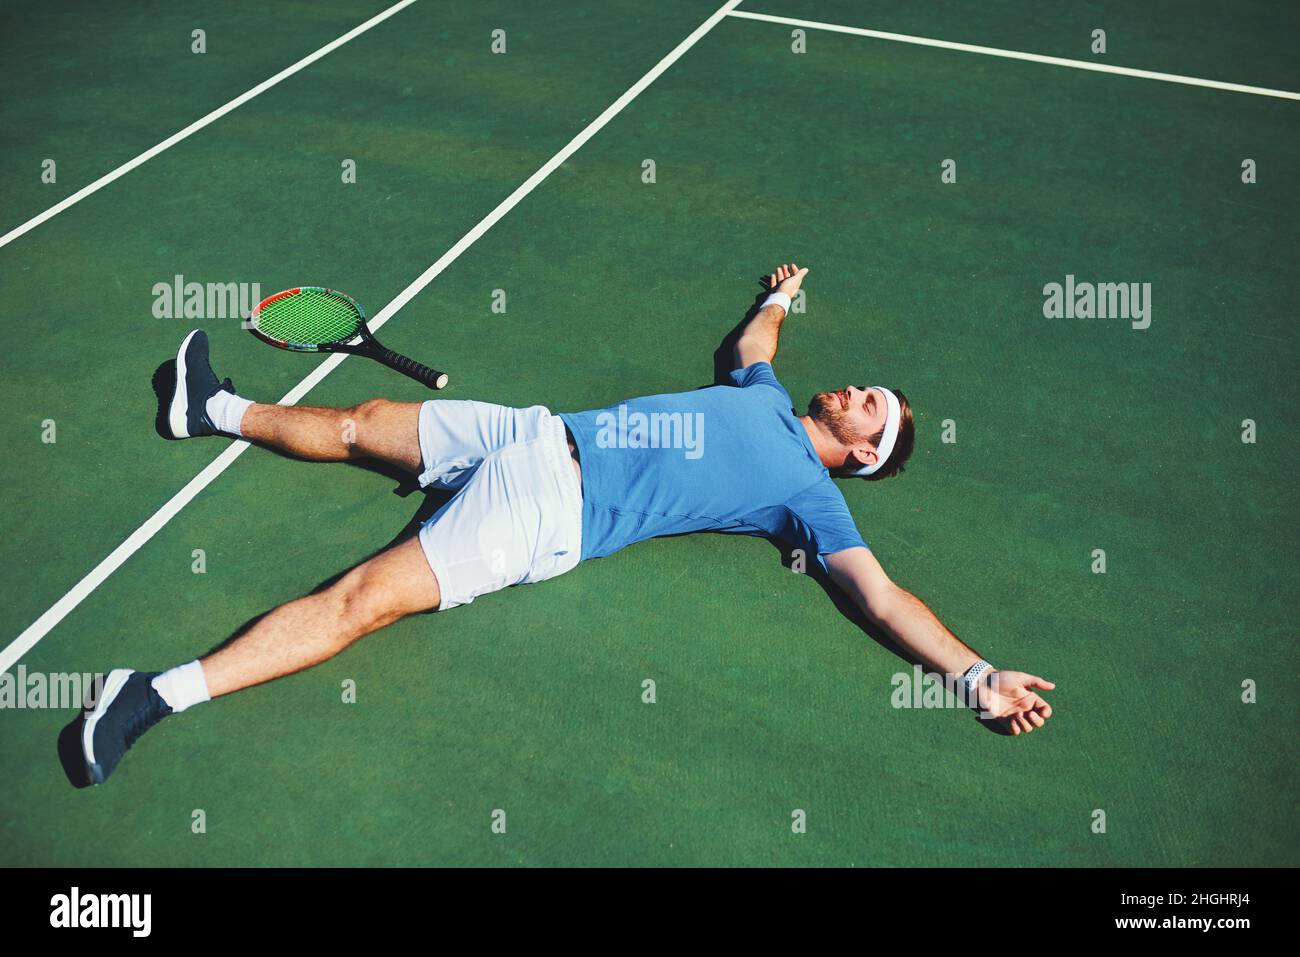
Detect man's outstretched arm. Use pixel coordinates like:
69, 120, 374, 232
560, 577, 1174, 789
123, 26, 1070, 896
734, 262, 809, 368
825, 546, 1056, 735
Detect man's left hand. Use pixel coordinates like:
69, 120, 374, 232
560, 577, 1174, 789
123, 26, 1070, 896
977, 670, 1056, 735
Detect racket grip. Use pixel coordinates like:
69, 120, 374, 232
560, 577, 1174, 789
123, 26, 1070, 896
379, 349, 449, 390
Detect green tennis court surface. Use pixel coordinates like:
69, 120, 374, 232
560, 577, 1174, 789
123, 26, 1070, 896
1, 0, 1295, 866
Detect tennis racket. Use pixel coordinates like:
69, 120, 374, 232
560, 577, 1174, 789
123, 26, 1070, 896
248, 286, 448, 390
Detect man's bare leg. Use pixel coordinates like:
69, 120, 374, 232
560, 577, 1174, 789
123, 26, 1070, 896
81, 535, 442, 784
80, 335, 448, 784
201, 535, 440, 697
238, 399, 424, 474
189, 397, 435, 698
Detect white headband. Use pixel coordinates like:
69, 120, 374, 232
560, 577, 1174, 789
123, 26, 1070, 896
851, 387, 901, 477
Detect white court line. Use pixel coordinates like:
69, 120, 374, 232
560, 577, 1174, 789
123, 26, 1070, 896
729, 9, 1300, 100
0, 0, 746, 675
0, 0, 420, 251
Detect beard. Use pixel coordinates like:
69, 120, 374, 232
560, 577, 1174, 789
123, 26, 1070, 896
808, 392, 873, 447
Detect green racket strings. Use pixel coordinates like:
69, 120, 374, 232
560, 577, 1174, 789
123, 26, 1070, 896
255, 288, 361, 345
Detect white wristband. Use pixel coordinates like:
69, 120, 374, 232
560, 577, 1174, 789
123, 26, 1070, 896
962, 659, 994, 696
761, 291, 791, 314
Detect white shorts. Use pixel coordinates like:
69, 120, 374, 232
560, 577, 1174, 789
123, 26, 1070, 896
415, 400, 583, 610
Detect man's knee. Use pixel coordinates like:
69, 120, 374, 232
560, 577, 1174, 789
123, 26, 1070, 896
343, 399, 423, 472
332, 540, 443, 632
350, 398, 398, 420
334, 582, 401, 634
345, 399, 395, 452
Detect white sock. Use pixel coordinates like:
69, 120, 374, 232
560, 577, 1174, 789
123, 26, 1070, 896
151, 660, 211, 713
206, 390, 253, 436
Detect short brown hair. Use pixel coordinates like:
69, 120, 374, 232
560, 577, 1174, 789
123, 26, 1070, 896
837, 387, 915, 480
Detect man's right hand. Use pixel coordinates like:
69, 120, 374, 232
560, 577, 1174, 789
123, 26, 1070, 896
768, 262, 809, 301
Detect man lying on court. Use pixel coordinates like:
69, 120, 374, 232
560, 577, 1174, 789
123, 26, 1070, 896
81, 263, 1055, 784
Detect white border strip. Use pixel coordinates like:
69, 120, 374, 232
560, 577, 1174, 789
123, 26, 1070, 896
0, 0, 746, 675
729, 9, 1300, 101
0, 0, 420, 251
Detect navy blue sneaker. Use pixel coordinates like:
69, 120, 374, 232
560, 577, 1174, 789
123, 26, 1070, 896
82, 669, 173, 785
166, 329, 235, 438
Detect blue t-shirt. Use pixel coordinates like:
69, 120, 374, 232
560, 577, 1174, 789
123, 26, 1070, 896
558, 363, 869, 570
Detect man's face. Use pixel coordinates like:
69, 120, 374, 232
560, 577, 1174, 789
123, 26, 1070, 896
808, 385, 889, 455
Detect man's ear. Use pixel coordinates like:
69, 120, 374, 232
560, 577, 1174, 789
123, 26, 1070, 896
846, 445, 877, 470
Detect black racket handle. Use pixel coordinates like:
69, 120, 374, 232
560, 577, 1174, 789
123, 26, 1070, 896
378, 349, 449, 390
